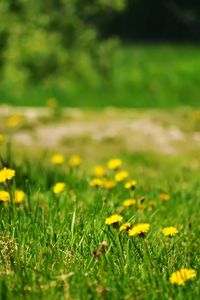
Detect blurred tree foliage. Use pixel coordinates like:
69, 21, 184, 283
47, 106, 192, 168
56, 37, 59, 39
0, 0, 126, 94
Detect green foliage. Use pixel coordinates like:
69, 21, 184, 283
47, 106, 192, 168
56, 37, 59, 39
0, 45, 200, 107
0, 0, 126, 95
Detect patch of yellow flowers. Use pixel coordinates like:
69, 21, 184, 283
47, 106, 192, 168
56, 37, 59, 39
92, 165, 106, 177
89, 158, 138, 192
119, 222, 131, 232
7, 115, 24, 128
51, 154, 82, 167
124, 180, 137, 189
89, 178, 116, 190
115, 171, 129, 182
89, 178, 104, 187
159, 193, 170, 202
105, 214, 123, 225
68, 155, 81, 167
105, 215, 150, 237
162, 226, 178, 237
0, 153, 196, 287
107, 158, 122, 170
53, 182, 66, 194
51, 154, 65, 165
122, 198, 136, 207
169, 268, 197, 285
0, 167, 15, 183
0, 190, 10, 201
0, 134, 5, 143
128, 223, 150, 236
0, 190, 25, 204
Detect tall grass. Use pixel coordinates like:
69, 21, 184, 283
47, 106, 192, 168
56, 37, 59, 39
0, 143, 199, 299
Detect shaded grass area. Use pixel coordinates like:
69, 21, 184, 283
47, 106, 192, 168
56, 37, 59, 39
0, 142, 199, 299
1, 44, 200, 108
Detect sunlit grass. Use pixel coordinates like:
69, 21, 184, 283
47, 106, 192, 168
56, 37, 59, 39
0, 140, 199, 299
0, 44, 200, 108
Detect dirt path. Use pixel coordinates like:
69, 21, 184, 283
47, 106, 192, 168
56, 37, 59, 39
0, 106, 199, 155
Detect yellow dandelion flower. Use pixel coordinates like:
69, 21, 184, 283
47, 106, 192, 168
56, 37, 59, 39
119, 222, 131, 232
0, 134, 5, 143
89, 178, 103, 187
53, 182, 66, 194
190, 111, 200, 121
51, 154, 65, 165
68, 154, 81, 167
122, 198, 136, 207
105, 214, 123, 225
159, 193, 170, 201
115, 171, 129, 182
124, 180, 137, 189
14, 190, 25, 204
92, 165, 106, 177
162, 226, 178, 237
129, 223, 150, 237
47, 98, 58, 109
136, 203, 146, 209
103, 180, 116, 190
107, 158, 122, 170
169, 268, 197, 285
0, 190, 10, 202
149, 200, 156, 207
7, 115, 24, 128
0, 167, 15, 183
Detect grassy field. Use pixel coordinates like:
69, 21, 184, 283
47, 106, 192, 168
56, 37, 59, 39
0, 107, 199, 299
0, 44, 200, 108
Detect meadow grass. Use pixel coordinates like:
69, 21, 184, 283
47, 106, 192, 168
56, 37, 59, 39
0, 139, 199, 299
0, 44, 200, 108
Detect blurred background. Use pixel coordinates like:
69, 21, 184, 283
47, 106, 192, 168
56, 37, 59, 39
0, 0, 200, 108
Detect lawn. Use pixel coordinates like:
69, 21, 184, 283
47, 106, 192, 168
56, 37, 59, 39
0, 44, 200, 108
0, 107, 199, 299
